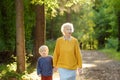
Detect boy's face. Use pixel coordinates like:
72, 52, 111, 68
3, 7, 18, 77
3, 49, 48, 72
39, 47, 48, 57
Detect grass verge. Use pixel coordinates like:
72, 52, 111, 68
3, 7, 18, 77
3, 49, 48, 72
99, 48, 120, 61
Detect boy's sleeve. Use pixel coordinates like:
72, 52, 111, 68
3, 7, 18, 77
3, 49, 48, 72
50, 56, 53, 68
37, 59, 41, 75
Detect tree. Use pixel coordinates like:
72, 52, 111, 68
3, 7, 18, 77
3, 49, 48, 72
31, 0, 58, 63
105, 0, 120, 51
33, 4, 46, 64
0, 0, 16, 52
15, 0, 25, 73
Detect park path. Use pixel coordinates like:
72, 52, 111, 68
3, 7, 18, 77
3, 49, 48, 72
27, 50, 120, 80
79, 50, 120, 80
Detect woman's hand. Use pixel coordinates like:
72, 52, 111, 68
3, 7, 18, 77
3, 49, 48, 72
78, 68, 82, 75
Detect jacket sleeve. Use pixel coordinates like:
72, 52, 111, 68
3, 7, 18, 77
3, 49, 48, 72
53, 39, 60, 67
37, 58, 42, 75
75, 39, 82, 68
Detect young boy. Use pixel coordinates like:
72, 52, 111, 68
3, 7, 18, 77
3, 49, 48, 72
37, 45, 53, 80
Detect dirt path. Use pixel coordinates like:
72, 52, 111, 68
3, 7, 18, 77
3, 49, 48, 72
28, 50, 120, 80
80, 50, 120, 80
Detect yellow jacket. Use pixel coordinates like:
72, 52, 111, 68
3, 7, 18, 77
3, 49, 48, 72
53, 36, 82, 70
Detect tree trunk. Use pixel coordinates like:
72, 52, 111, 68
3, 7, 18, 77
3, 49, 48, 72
98, 36, 105, 48
66, 12, 71, 22
15, 0, 25, 73
50, 19, 54, 39
117, 15, 120, 52
33, 4, 45, 64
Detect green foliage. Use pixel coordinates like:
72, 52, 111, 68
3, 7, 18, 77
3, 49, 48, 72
24, 0, 35, 54
92, 0, 119, 49
1, 71, 21, 80
100, 48, 120, 61
0, 62, 22, 80
0, 62, 34, 80
70, 1, 97, 50
46, 16, 63, 39
105, 38, 118, 49
0, 0, 35, 53
105, 0, 120, 15
46, 40, 56, 55
31, 0, 59, 17
104, 0, 120, 51
0, 39, 6, 51
0, 0, 16, 51
0, 51, 15, 64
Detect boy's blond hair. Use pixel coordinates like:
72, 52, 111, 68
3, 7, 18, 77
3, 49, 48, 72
39, 45, 49, 52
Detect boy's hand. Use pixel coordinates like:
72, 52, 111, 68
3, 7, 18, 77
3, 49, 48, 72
38, 74, 41, 77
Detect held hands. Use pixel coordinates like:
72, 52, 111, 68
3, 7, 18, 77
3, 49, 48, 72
53, 67, 58, 72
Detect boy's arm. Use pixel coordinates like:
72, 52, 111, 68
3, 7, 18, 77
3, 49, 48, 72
37, 59, 41, 76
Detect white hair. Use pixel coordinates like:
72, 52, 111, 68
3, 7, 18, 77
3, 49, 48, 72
61, 22, 74, 35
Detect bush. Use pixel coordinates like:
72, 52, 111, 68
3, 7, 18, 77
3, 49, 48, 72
1, 71, 21, 80
0, 51, 15, 63
0, 62, 22, 80
105, 38, 118, 49
46, 39, 56, 55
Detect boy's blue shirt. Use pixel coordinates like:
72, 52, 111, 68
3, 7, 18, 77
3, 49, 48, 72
37, 55, 53, 76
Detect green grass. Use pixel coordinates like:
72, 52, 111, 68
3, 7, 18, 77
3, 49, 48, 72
99, 48, 120, 61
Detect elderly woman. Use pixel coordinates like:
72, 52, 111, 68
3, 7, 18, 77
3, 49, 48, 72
53, 22, 82, 80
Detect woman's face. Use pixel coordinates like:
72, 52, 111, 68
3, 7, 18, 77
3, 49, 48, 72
63, 26, 72, 37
